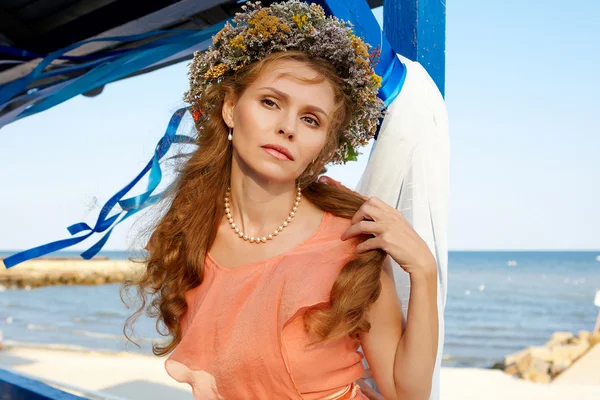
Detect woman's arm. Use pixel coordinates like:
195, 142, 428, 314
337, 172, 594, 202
316, 176, 439, 398
393, 264, 438, 399
359, 256, 438, 400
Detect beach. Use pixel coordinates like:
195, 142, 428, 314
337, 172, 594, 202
0, 258, 142, 288
2, 251, 599, 368
1, 251, 599, 398
1, 344, 600, 400
0, 344, 190, 399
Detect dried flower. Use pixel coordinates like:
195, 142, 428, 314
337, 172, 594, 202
292, 14, 308, 28
230, 35, 247, 50
203, 63, 229, 79
184, 0, 385, 164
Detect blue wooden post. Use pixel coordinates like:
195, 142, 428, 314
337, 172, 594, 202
384, 0, 446, 97
0, 368, 87, 400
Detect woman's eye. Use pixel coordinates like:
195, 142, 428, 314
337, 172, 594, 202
261, 99, 277, 108
261, 99, 319, 127
302, 117, 319, 127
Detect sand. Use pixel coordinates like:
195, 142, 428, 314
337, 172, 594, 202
552, 342, 600, 385
440, 367, 600, 400
1, 345, 599, 399
0, 345, 189, 399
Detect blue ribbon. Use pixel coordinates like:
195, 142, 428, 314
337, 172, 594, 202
2, 108, 196, 268
0, 25, 226, 128
317, 0, 407, 108
3, 0, 408, 268
1, 44, 139, 62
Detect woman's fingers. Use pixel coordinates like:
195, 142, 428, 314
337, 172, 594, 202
355, 237, 384, 253
356, 378, 386, 400
350, 201, 384, 225
340, 220, 379, 241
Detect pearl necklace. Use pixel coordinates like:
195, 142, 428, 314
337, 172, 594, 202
224, 186, 302, 244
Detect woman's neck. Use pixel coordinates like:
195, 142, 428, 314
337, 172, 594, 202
228, 165, 299, 239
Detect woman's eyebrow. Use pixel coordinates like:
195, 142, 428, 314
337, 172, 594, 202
258, 86, 329, 119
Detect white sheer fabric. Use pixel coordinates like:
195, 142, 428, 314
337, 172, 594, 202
356, 54, 450, 400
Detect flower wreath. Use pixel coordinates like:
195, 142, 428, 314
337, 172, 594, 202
185, 0, 386, 164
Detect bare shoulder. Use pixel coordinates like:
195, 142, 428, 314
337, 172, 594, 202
296, 197, 328, 230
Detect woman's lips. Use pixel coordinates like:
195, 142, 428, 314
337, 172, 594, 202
263, 147, 292, 161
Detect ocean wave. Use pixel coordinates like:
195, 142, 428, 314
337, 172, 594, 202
441, 354, 494, 363
94, 311, 127, 319
441, 354, 497, 368
70, 329, 159, 343
70, 330, 129, 341
444, 339, 531, 351
446, 326, 548, 339
26, 323, 59, 331
445, 332, 548, 345
3, 302, 40, 311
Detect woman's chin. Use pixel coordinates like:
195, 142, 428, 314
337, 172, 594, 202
254, 164, 298, 184
234, 153, 300, 184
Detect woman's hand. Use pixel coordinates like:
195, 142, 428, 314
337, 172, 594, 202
356, 368, 386, 400
318, 176, 436, 276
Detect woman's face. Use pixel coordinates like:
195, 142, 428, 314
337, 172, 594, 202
222, 59, 335, 184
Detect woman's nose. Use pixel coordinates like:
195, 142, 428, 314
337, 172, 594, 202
278, 128, 294, 139
277, 119, 296, 139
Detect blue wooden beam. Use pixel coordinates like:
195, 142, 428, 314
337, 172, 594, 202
0, 368, 87, 400
384, 0, 446, 97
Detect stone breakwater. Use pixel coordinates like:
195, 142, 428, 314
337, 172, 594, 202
493, 330, 600, 383
0, 259, 145, 288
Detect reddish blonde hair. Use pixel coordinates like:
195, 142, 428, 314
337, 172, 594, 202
121, 50, 385, 356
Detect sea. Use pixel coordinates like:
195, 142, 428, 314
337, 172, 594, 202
1, 250, 599, 369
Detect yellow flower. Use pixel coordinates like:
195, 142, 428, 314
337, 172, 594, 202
350, 35, 369, 58
230, 35, 247, 50
292, 14, 308, 29
280, 22, 291, 33
212, 30, 224, 46
248, 10, 282, 42
355, 57, 368, 67
370, 74, 382, 87
204, 63, 229, 79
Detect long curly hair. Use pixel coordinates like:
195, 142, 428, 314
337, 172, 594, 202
121, 50, 386, 356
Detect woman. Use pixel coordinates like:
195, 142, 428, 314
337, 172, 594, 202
123, 1, 438, 399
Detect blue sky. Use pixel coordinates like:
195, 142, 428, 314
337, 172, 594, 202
1, 0, 598, 252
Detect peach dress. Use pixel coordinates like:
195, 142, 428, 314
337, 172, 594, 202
165, 211, 370, 399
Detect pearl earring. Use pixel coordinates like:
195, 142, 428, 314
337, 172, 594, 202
308, 158, 318, 175
228, 127, 233, 141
